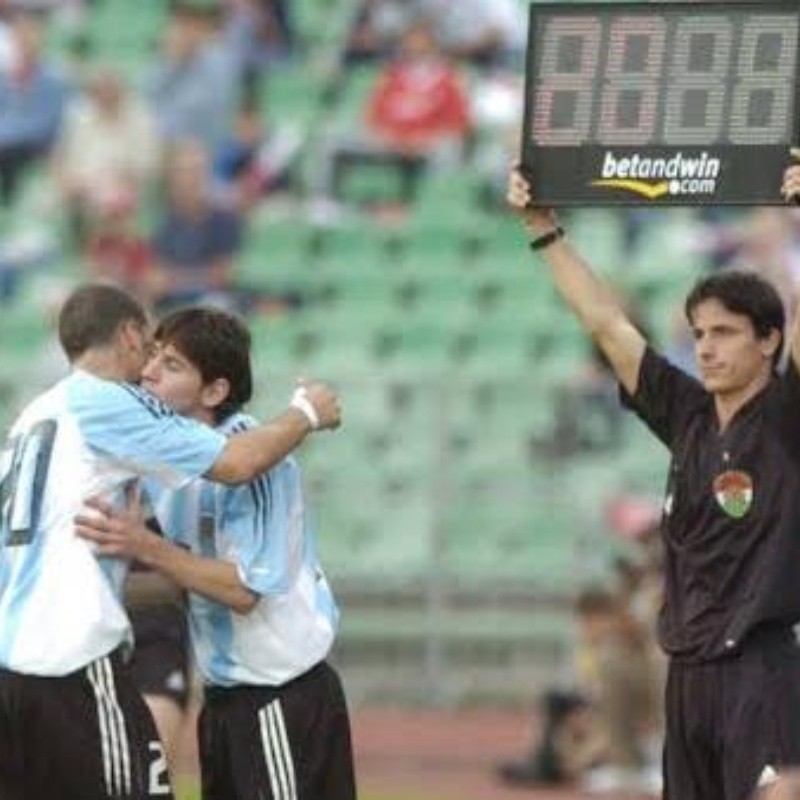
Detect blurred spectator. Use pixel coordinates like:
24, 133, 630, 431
365, 22, 470, 155
575, 587, 662, 795
471, 70, 523, 209
85, 193, 154, 304
319, 20, 471, 209
497, 583, 663, 796
497, 689, 601, 788
533, 299, 653, 459
0, 9, 70, 206
665, 306, 699, 377
148, 0, 240, 152
213, 99, 303, 213
0, 5, 13, 71
539, 343, 624, 459
343, 0, 415, 65
531, 340, 624, 460
726, 209, 800, 320
52, 66, 161, 244
688, 208, 766, 272
225, 0, 294, 88
418, 0, 525, 68
610, 548, 666, 701
149, 139, 243, 310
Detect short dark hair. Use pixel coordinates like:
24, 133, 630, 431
170, 0, 222, 21
684, 270, 785, 366
575, 587, 621, 617
154, 307, 252, 422
58, 283, 147, 362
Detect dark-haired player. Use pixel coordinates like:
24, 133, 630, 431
77, 307, 356, 800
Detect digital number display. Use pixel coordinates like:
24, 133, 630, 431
521, 2, 800, 206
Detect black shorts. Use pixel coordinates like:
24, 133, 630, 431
0, 650, 174, 800
665, 628, 800, 800
129, 606, 190, 709
199, 660, 357, 800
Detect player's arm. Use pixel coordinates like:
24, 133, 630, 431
781, 157, 800, 372
507, 167, 647, 395
134, 536, 258, 615
76, 491, 258, 615
80, 379, 341, 488
206, 380, 341, 484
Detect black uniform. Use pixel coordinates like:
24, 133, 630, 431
129, 604, 190, 711
623, 348, 800, 800
0, 650, 173, 800
128, 514, 190, 710
199, 661, 356, 800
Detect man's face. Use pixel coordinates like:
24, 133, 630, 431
141, 342, 207, 419
691, 299, 778, 397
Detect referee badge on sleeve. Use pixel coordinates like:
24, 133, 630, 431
713, 470, 753, 519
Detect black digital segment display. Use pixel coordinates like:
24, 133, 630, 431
521, 2, 800, 205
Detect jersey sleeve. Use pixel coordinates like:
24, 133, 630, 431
219, 460, 298, 596
619, 347, 708, 449
70, 379, 226, 489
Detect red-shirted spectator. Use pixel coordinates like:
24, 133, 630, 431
365, 21, 470, 154
84, 188, 154, 304
316, 20, 471, 211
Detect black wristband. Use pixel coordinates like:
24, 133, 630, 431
529, 226, 565, 251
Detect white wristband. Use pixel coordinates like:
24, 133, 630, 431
290, 387, 320, 429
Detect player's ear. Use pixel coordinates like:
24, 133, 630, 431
761, 328, 782, 361
201, 377, 231, 413
116, 319, 141, 352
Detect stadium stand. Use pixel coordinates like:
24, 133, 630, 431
0, 0, 683, 705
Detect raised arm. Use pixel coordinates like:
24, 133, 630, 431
207, 380, 341, 484
507, 167, 647, 395
781, 157, 800, 373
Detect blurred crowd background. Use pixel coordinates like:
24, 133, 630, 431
3, 0, 800, 796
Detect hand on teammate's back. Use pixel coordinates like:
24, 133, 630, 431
300, 380, 342, 430
75, 482, 150, 560
507, 166, 558, 236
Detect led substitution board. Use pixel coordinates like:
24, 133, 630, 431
521, 1, 800, 205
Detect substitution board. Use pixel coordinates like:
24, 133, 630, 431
521, 1, 800, 205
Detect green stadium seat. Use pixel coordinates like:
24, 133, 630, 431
441, 496, 581, 586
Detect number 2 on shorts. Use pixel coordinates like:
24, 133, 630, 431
148, 741, 171, 796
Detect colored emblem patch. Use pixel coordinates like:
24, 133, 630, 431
713, 470, 753, 519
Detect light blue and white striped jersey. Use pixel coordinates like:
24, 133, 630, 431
0, 370, 225, 676
151, 412, 338, 687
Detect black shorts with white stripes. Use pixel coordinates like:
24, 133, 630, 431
0, 650, 174, 800
129, 605, 190, 710
199, 660, 357, 800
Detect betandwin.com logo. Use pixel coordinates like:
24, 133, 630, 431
592, 151, 721, 199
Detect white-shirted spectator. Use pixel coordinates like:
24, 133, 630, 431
418, 0, 525, 66
148, 0, 240, 152
53, 66, 162, 241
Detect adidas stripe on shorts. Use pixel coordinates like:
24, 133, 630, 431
0, 650, 173, 800
199, 660, 356, 800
